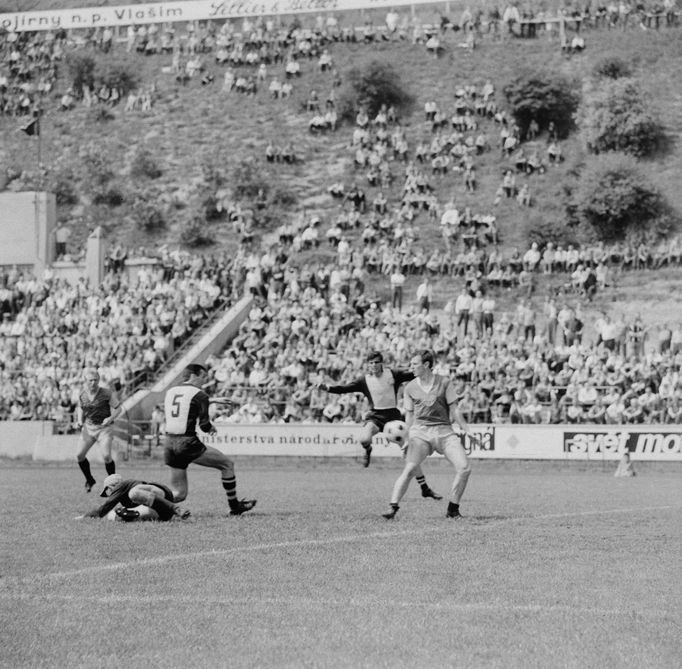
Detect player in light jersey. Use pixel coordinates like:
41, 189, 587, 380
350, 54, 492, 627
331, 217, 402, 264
164, 363, 256, 516
383, 350, 474, 520
319, 350, 442, 500
76, 368, 121, 493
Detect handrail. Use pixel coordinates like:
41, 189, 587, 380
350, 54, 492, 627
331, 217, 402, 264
122, 295, 231, 395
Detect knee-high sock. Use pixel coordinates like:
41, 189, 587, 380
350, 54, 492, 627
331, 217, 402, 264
105, 460, 116, 475
222, 476, 237, 503
149, 497, 176, 521
77, 458, 94, 482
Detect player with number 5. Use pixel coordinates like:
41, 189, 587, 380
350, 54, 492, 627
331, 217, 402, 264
163, 363, 256, 516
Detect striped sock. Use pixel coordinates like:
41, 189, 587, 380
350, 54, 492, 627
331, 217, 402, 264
416, 475, 428, 492
221, 476, 237, 503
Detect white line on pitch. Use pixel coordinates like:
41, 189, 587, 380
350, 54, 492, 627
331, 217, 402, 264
1, 504, 678, 585
0, 592, 673, 621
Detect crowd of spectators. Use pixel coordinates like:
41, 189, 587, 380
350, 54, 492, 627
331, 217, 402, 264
0, 247, 248, 426
1, 6, 681, 431
200, 250, 682, 426
0, 28, 61, 116
2, 2, 679, 118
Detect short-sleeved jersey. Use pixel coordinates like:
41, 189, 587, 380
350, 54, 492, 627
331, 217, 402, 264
164, 383, 213, 436
403, 374, 455, 427
79, 386, 117, 425
327, 368, 413, 410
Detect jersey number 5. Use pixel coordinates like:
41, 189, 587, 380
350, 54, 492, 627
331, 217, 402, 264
170, 394, 183, 418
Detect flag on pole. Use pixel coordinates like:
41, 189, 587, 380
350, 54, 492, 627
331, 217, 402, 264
20, 116, 40, 136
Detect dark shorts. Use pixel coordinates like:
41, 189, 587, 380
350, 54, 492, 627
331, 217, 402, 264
164, 435, 207, 470
366, 408, 404, 431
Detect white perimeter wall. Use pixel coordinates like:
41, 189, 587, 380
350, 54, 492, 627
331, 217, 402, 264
4, 423, 682, 462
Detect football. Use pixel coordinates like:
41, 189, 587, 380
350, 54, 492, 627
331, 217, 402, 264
384, 420, 407, 446
105, 505, 159, 522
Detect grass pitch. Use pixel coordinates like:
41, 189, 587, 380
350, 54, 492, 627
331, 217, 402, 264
0, 459, 680, 669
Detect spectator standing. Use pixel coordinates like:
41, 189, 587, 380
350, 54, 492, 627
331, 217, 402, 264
390, 266, 406, 311
55, 222, 71, 259
416, 277, 433, 313
455, 286, 473, 337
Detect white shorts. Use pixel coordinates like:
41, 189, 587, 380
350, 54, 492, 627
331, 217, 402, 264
81, 421, 113, 446
408, 424, 462, 457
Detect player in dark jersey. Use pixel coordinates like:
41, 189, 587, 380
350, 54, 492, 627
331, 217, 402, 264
76, 369, 121, 493
163, 363, 256, 516
77, 474, 191, 521
318, 351, 442, 499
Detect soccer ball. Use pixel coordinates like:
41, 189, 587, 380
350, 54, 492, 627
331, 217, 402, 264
105, 505, 159, 522
384, 420, 407, 446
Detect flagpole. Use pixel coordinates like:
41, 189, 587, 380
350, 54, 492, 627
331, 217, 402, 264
36, 105, 42, 168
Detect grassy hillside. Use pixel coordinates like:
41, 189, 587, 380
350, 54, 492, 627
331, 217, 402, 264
1, 8, 681, 324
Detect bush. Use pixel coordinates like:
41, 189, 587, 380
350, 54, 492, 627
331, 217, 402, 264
592, 56, 632, 80
524, 212, 578, 249
131, 198, 166, 231
201, 192, 226, 221
270, 187, 298, 208
179, 216, 215, 247
503, 70, 580, 139
92, 185, 125, 207
130, 148, 163, 179
50, 169, 79, 206
94, 57, 140, 96
65, 51, 96, 96
89, 106, 115, 123
65, 51, 139, 98
201, 157, 228, 190
578, 78, 665, 158
567, 153, 666, 242
231, 158, 270, 201
337, 59, 414, 122
81, 147, 114, 187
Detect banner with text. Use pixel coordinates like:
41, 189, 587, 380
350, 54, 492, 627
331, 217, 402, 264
494, 425, 682, 461
201, 424, 682, 461
1, 0, 442, 33
204, 424, 496, 458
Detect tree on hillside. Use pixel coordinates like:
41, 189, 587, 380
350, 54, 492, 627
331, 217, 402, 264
567, 153, 668, 242
337, 60, 414, 122
65, 51, 139, 98
95, 57, 140, 97
578, 78, 665, 158
65, 52, 96, 98
592, 56, 632, 81
503, 71, 580, 139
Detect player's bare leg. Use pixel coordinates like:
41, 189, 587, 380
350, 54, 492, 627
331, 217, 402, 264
383, 440, 429, 519
99, 430, 116, 476
442, 437, 472, 518
76, 432, 97, 492
359, 422, 378, 467
194, 446, 256, 515
130, 484, 190, 520
169, 467, 189, 502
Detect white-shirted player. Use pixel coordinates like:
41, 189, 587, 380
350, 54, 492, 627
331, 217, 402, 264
383, 350, 474, 519
318, 350, 442, 499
